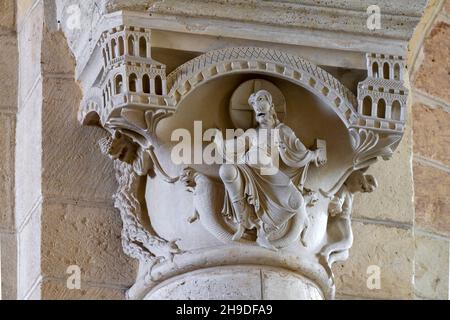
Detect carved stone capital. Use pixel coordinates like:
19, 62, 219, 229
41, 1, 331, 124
55, 1, 425, 300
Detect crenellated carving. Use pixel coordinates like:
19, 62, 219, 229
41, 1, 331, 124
113, 161, 181, 265
356, 53, 408, 133
74, 15, 409, 300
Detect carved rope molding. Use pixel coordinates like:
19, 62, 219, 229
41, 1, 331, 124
70, 13, 409, 299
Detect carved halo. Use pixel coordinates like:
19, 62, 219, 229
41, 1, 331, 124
76, 41, 408, 301
166, 47, 358, 129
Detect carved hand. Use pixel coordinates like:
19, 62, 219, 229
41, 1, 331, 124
328, 197, 344, 216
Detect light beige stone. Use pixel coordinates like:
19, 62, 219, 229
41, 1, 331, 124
41, 279, 125, 300
147, 267, 262, 300
18, 1, 43, 108
0, 0, 15, 30
352, 124, 414, 224
407, 0, 441, 67
262, 269, 323, 300
16, 0, 38, 29
42, 78, 117, 202
0, 114, 15, 230
147, 0, 424, 43
42, 27, 76, 75
17, 207, 42, 299
334, 222, 414, 299
65, 3, 417, 299
0, 34, 18, 109
3, 0, 438, 301
41, 203, 137, 287
414, 162, 450, 236
26, 282, 41, 300
414, 233, 449, 299
0, 232, 17, 299
413, 103, 450, 166
15, 80, 42, 227
413, 21, 450, 104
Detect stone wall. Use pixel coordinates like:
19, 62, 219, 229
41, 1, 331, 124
0, 0, 448, 300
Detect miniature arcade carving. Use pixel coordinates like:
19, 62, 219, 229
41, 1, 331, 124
75, 17, 409, 299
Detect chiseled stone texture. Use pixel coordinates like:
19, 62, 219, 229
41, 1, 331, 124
0, 232, 17, 299
0, 0, 15, 30
37, 15, 126, 299
16, 0, 38, 28
42, 29, 76, 75
414, 162, 450, 236
0, 34, 18, 109
413, 104, 450, 166
149, 268, 262, 300
8, 0, 433, 302
148, 267, 323, 300
352, 125, 414, 224
414, 234, 449, 299
42, 77, 116, 202
15, 80, 42, 227
334, 222, 414, 299
18, 1, 44, 109
40, 279, 125, 300
17, 207, 42, 298
146, 0, 425, 40
0, 114, 15, 230
27, 279, 126, 300
42, 203, 137, 287
262, 270, 322, 300
413, 21, 450, 104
